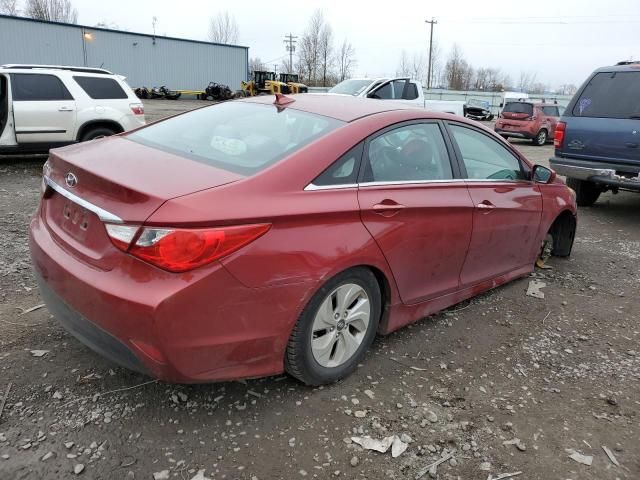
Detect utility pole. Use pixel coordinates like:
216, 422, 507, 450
283, 33, 298, 73
425, 17, 437, 90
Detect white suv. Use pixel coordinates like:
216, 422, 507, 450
0, 64, 145, 154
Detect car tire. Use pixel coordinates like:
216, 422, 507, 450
566, 177, 601, 206
285, 267, 381, 386
80, 127, 116, 142
533, 129, 548, 146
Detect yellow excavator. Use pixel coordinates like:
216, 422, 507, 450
240, 71, 289, 96
279, 74, 308, 94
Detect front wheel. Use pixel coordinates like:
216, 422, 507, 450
533, 129, 548, 146
566, 177, 602, 206
285, 268, 381, 385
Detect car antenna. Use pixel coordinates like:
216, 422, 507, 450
274, 93, 295, 106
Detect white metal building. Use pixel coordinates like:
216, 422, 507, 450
0, 14, 249, 91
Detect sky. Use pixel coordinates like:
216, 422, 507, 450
69, 0, 640, 88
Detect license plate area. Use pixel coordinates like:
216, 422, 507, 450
61, 200, 91, 240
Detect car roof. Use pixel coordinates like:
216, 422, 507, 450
240, 93, 419, 122
1, 64, 113, 75
593, 62, 640, 73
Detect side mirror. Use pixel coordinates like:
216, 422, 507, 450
532, 164, 556, 184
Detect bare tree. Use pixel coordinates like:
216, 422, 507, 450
318, 22, 333, 87
396, 50, 410, 77
517, 70, 537, 93
444, 44, 472, 91
0, 0, 19, 15
24, 0, 77, 23
248, 57, 263, 77
208, 11, 239, 45
337, 39, 356, 82
411, 52, 426, 83
428, 39, 442, 88
297, 10, 327, 86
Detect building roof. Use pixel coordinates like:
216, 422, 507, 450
0, 14, 248, 50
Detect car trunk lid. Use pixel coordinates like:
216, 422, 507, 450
41, 137, 243, 269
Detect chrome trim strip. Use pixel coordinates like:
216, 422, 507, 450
304, 183, 358, 191
44, 176, 124, 224
304, 177, 531, 191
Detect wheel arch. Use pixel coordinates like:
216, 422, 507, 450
547, 209, 576, 257
76, 120, 124, 141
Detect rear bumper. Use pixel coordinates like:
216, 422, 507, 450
29, 212, 312, 383
550, 157, 640, 191
494, 128, 535, 139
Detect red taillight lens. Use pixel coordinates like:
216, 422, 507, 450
106, 223, 270, 272
554, 121, 566, 148
130, 103, 144, 115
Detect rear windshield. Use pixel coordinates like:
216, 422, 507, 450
127, 102, 343, 175
328, 79, 373, 96
502, 102, 533, 115
572, 71, 640, 119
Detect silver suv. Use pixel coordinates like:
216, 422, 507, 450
0, 64, 145, 154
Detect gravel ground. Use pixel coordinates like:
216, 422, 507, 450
0, 100, 638, 480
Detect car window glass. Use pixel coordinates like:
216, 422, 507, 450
73, 76, 128, 99
573, 71, 640, 118
542, 106, 558, 116
502, 102, 533, 116
392, 81, 418, 100
128, 102, 343, 176
312, 144, 363, 186
365, 123, 453, 182
449, 124, 526, 181
11, 73, 73, 101
370, 82, 393, 99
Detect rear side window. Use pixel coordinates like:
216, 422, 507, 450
127, 102, 343, 175
312, 143, 363, 187
502, 102, 533, 116
392, 81, 419, 100
11, 73, 73, 101
73, 76, 128, 99
541, 106, 559, 116
449, 124, 526, 181
572, 71, 640, 118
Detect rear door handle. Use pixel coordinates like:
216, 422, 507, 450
625, 142, 638, 148
58, 107, 74, 112
476, 200, 496, 210
372, 200, 406, 217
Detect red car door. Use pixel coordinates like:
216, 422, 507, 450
446, 123, 543, 286
358, 122, 474, 304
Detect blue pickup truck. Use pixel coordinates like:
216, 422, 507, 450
550, 61, 640, 206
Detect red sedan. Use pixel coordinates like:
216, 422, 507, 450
29, 94, 577, 385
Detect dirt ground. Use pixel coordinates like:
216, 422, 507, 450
0, 100, 638, 480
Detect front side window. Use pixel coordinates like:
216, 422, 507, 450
127, 102, 343, 175
449, 124, 526, 181
542, 106, 559, 116
392, 80, 418, 100
73, 76, 128, 99
364, 123, 453, 182
572, 71, 640, 118
369, 82, 393, 100
11, 74, 73, 101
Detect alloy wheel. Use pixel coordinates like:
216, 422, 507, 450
310, 283, 371, 368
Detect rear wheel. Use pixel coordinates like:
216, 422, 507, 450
566, 177, 601, 206
285, 268, 381, 385
80, 127, 116, 142
533, 129, 548, 146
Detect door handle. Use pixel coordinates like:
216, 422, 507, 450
58, 107, 74, 112
625, 142, 638, 148
372, 200, 405, 217
476, 200, 496, 210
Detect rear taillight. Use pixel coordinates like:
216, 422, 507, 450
130, 103, 144, 115
554, 121, 566, 148
105, 223, 270, 272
